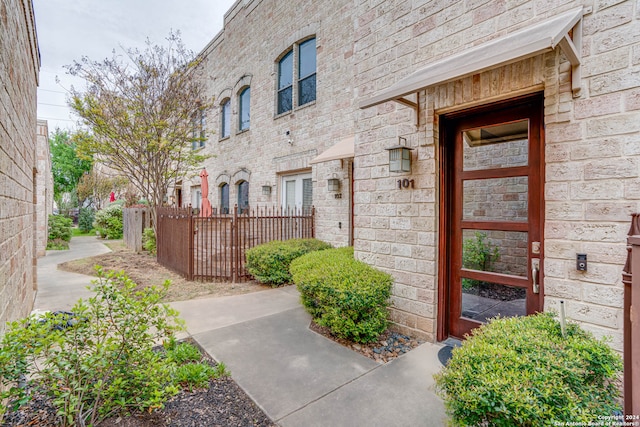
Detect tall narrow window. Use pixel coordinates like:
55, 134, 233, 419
219, 183, 229, 214
221, 99, 230, 138
239, 87, 250, 131
298, 38, 316, 106
277, 51, 293, 114
237, 181, 249, 213
191, 109, 206, 150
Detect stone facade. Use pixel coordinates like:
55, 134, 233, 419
0, 0, 40, 332
352, 0, 639, 347
196, 0, 639, 349
184, 0, 356, 247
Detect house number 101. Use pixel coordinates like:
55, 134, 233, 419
397, 179, 415, 189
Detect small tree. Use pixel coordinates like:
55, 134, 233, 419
49, 128, 93, 207
67, 32, 212, 229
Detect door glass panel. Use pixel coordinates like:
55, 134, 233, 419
463, 177, 528, 221
285, 180, 295, 210
461, 281, 526, 323
462, 229, 528, 278
463, 119, 528, 171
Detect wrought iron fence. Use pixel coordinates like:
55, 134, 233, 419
156, 205, 315, 282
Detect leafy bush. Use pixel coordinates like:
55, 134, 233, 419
245, 238, 332, 286
172, 362, 229, 391
0, 268, 184, 426
163, 340, 229, 392
165, 341, 202, 364
47, 214, 73, 249
78, 207, 95, 233
462, 231, 499, 290
291, 247, 392, 343
434, 313, 623, 426
143, 227, 156, 254
93, 203, 123, 239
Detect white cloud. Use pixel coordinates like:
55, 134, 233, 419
33, 0, 237, 132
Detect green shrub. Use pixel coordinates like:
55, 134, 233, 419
245, 238, 332, 286
142, 227, 156, 254
94, 203, 123, 239
47, 214, 73, 249
462, 231, 499, 290
165, 341, 202, 364
78, 207, 95, 233
434, 313, 623, 426
291, 247, 392, 343
0, 268, 184, 426
172, 362, 229, 391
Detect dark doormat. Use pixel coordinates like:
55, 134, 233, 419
438, 337, 462, 365
438, 345, 454, 365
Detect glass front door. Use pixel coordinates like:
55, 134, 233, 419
441, 94, 544, 339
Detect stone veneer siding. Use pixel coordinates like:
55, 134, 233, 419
185, 0, 356, 247
0, 0, 40, 333
353, 0, 639, 348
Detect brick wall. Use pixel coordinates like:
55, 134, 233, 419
0, 0, 40, 332
353, 0, 640, 346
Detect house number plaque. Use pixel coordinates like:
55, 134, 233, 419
397, 179, 415, 189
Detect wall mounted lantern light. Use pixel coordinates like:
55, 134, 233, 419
261, 185, 272, 196
327, 178, 341, 192
386, 136, 414, 173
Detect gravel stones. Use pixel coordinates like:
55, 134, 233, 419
309, 322, 424, 363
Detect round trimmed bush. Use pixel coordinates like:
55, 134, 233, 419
93, 203, 123, 239
291, 247, 392, 343
434, 312, 622, 426
245, 238, 332, 286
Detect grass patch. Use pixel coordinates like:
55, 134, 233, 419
72, 227, 95, 237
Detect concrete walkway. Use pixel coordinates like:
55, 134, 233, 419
35, 235, 447, 426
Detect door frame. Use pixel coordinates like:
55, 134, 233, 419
437, 93, 545, 341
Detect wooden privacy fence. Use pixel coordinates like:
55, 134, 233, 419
156, 205, 315, 282
123, 207, 152, 252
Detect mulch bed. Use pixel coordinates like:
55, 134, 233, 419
2, 378, 276, 427
3, 326, 426, 426
2, 340, 276, 427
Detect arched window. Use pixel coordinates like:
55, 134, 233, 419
277, 50, 293, 114
219, 183, 229, 214
191, 108, 206, 149
276, 37, 316, 115
221, 99, 231, 138
237, 181, 249, 213
239, 87, 250, 131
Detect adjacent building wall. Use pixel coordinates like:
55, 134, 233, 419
0, 0, 40, 332
186, 0, 355, 246
36, 119, 53, 257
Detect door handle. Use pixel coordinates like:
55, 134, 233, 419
531, 258, 540, 294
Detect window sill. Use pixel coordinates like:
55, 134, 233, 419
274, 110, 292, 120
236, 128, 250, 136
295, 100, 316, 112
219, 136, 230, 142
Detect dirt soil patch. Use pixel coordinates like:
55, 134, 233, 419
58, 240, 271, 302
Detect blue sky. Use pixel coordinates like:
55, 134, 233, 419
33, 0, 237, 132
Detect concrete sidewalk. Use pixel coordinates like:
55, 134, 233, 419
35, 236, 447, 426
